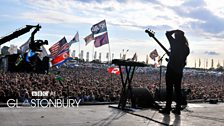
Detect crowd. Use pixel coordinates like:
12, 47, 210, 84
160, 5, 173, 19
0, 63, 223, 104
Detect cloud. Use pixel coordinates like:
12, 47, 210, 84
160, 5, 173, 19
204, 51, 220, 55
169, 0, 224, 35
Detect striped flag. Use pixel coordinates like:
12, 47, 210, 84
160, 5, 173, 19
94, 32, 109, 48
49, 37, 69, 58
84, 33, 94, 46
51, 49, 71, 66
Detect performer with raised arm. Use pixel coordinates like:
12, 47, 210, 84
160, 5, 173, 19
159, 29, 190, 115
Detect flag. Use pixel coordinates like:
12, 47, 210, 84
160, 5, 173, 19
91, 20, 107, 34
94, 32, 109, 48
20, 37, 31, 53
150, 49, 158, 60
108, 67, 121, 75
39, 46, 48, 60
69, 32, 79, 46
49, 37, 69, 58
132, 53, 137, 61
84, 33, 94, 46
51, 49, 71, 66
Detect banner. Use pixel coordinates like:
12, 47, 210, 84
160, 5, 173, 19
91, 20, 107, 34
20, 37, 31, 53
94, 32, 109, 48
51, 50, 70, 66
69, 32, 79, 46
108, 67, 121, 75
84, 33, 94, 46
49, 37, 69, 58
150, 49, 158, 60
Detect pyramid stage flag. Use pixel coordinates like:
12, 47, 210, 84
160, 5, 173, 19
94, 32, 109, 48
91, 20, 107, 34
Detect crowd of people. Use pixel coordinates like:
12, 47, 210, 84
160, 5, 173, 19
0, 63, 223, 104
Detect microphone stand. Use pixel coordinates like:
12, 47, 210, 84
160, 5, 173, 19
158, 53, 166, 102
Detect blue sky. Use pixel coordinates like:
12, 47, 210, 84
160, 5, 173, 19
0, 0, 224, 68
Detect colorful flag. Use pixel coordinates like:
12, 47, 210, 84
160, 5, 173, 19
94, 32, 109, 48
84, 33, 94, 46
150, 49, 158, 60
51, 49, 71, 66
49, 37, 69, 58
69, 32, 79, 46
91, 20, 107, 34
108, 67, 121, 75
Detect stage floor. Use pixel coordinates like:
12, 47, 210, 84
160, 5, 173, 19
0, 103, 224, 126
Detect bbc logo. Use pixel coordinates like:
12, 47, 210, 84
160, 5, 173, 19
32, 91, 49, 97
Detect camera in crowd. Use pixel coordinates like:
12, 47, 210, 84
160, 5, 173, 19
29, 39, 48, 52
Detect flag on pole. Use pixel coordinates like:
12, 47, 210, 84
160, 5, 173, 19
49, 37, 69, 58
84, 33, 94, 46
69, 32, 79, 46
108, 67, 121, 75
20, 37, 31, 53
51, 49, 71, 66
94, 32, 109, 48
39, 46, 48, 60
150, 49, 158, 60
132, 53, 137, 61
91, 20, 107, 34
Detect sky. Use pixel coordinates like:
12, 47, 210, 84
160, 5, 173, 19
0, 0, 224, 68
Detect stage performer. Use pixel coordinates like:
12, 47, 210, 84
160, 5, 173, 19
159, 29, 190, 115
